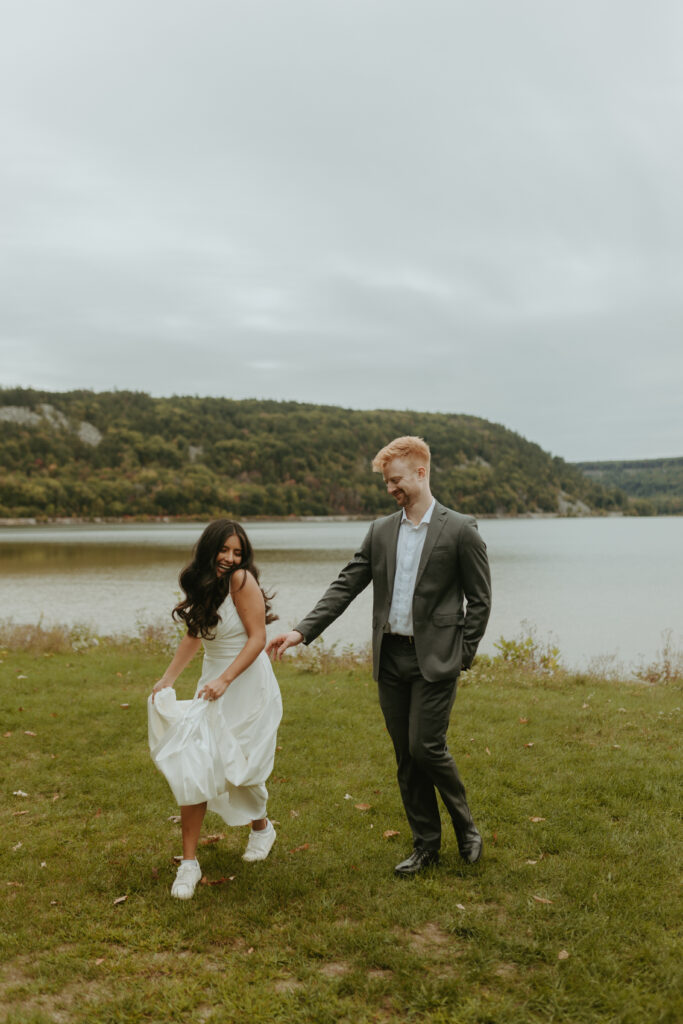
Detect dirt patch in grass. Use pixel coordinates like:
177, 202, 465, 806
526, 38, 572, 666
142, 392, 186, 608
407, 921, 453, 953
0, 973, 111, 1024
494, 962, 518, 977
272, 977, 306, 994
319, 960, 351, 978
0, 958, 32, 990
367, 968, 393, 981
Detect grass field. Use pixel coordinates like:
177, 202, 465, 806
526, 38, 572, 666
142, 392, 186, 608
1, 636, 681, 1023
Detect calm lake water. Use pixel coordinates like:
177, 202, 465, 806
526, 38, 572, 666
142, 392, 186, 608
0, 518, 681, 672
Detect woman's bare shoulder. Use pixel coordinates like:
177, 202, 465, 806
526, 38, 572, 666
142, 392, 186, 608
230, 568, 258, 596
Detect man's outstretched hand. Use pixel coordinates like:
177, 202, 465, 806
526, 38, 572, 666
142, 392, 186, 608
266, 630, 304, 660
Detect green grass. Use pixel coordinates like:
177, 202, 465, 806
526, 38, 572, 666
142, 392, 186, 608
1, 641, 681, 1023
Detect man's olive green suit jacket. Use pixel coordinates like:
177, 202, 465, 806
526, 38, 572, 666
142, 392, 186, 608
295, 502, 492, 682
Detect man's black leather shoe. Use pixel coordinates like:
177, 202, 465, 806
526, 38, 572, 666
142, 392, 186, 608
394, 849, 439, 877
458, 830, 483, 864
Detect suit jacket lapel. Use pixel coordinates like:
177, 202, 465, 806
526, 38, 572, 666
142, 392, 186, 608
385, 511, 402, 598
415, 501, 447, 587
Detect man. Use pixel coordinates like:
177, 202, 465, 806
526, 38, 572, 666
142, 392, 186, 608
267, 436, 491, 877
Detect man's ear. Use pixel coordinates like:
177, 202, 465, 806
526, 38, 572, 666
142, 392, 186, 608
417, 465, 426, 479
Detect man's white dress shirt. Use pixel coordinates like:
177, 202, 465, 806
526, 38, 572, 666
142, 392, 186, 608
387, 498, 436, 636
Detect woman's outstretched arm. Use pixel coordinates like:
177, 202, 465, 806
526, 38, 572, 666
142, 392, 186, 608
151, 632, 203, 701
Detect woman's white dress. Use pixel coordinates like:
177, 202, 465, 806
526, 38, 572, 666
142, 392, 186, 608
147, 594, 282, 825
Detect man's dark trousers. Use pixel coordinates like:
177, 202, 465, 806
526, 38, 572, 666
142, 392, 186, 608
377, 633, 475, 852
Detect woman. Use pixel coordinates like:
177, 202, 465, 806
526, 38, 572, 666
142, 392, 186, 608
148, 519, 282, 900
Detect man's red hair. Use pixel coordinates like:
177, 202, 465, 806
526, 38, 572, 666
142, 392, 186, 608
371, 436, 431, 474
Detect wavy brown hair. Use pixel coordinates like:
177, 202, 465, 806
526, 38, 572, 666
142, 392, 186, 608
173, 519, 277, 639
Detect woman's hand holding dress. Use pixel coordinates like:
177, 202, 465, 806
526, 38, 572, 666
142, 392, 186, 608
198, 677, 230, 701
151, 677, 174, 702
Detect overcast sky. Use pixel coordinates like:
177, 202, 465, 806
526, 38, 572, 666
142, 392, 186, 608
1, 1, 681, 462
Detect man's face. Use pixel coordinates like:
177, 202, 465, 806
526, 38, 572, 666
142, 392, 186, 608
382, 457, 426, 509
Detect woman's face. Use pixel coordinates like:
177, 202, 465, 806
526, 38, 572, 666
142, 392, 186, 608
215, 533, 243, 577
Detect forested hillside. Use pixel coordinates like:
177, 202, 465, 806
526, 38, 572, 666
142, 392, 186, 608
575, 457, 683, 515
0, 388, 629, 518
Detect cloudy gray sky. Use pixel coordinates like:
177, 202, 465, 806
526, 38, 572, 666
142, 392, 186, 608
1, 0, 681, 461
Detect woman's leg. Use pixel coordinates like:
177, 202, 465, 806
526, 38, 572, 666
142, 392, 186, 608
180, 802, 207, 860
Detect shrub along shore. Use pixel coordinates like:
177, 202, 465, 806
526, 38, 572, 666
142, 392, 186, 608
1, 633, 681, 1024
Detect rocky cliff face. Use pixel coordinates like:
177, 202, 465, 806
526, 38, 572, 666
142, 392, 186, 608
0, 403, 102, 447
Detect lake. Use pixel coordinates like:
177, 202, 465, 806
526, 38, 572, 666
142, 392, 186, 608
0, 517, 681, 673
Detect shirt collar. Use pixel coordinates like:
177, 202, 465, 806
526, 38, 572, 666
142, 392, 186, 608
401, 498, 436, 528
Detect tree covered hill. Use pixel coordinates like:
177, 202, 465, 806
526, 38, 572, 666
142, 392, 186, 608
574, 457, 683, 515
0, 387, 629, 519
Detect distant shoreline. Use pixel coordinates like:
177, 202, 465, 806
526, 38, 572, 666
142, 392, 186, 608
0, 511, 636, 528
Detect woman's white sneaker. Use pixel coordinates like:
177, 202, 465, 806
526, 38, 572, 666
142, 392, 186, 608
242, 822, 276, 862
171, 859, 202, 899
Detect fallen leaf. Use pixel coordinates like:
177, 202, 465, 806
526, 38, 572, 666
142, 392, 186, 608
526, 859, 538, 865
13, 810, 29, 817
40, 861, 47, 868
519, 717, 529, 724
530, 817, 546, 823
50, 900, 58, 905
456, 903, 466, 910
618, 707, 627, 713
3, 732, 11, 738
289, 843, 310, 853
582, 702, 590, 709
290, 809, 300, 818
52, 793, 60, 801
200, 833, 226, 846
24, 731, 37, 737
382, 830, 400, 839
13, 790, 28, 797
247, 947, 255, 954
344, 793, 353, 800
532, 895, 553, 905
167, 815, 181, 823
6, 882, 23, 888
612, 744, 621, 749
151, 867, 159, 879
17, 674, 28, 679
201, 875, 236, 886
95, 958, 106, 966
94, 809, 101, 818
113, 895, 128, 905
119, 703, 130, 709
354, 803, 371, 811
12, 842, 23, 851
492, 831, 498, 844
172, 855, 183, 863
558, 949, 570, 960
485, 747, 491, 755
524, 742, 534, 748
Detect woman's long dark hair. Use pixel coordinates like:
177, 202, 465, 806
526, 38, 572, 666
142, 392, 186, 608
173, 519, 277, 639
